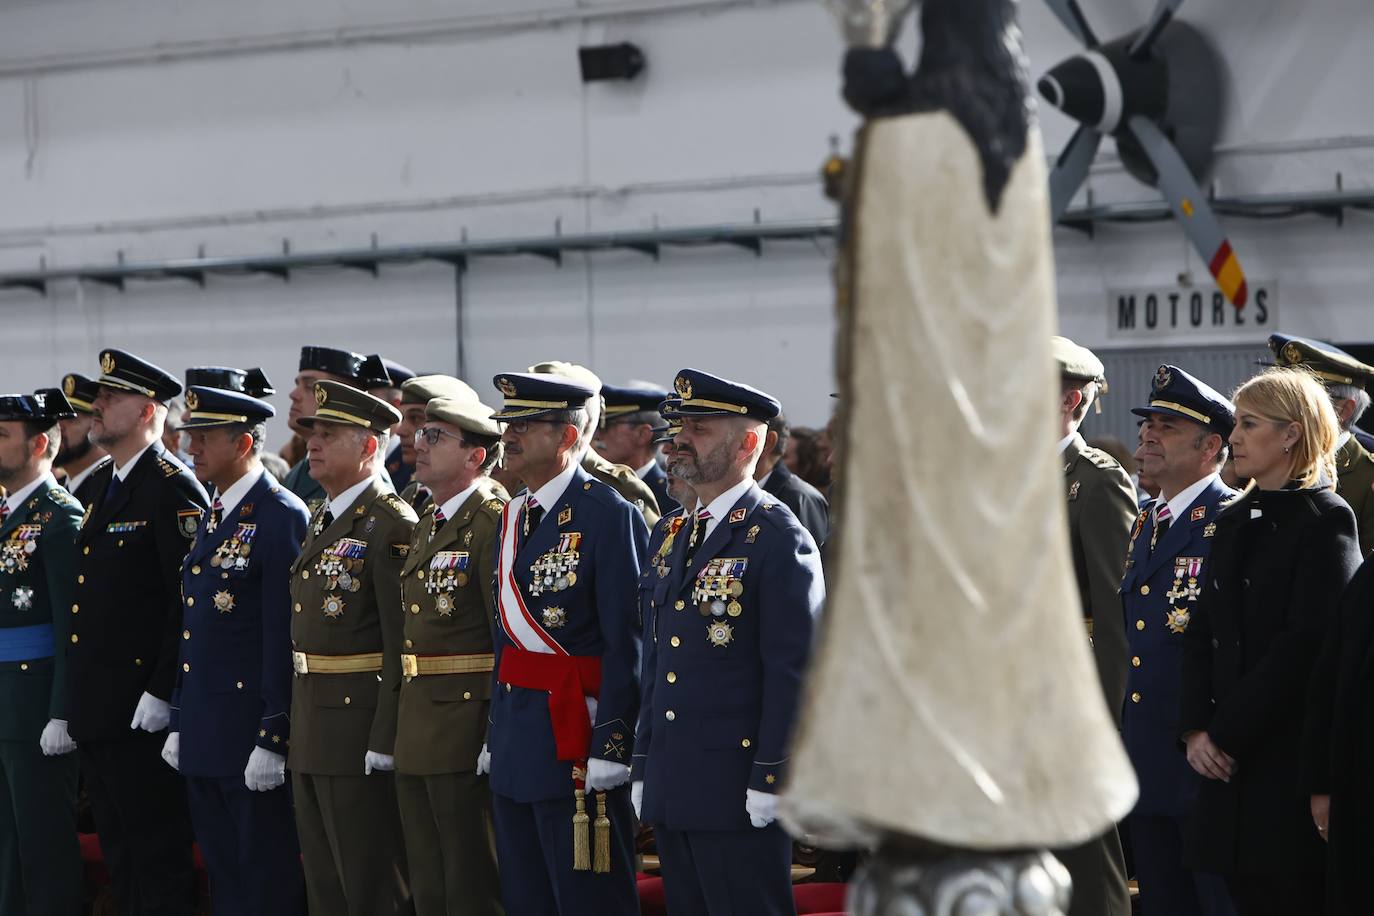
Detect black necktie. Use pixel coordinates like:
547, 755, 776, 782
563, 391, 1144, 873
104, 473, 123, 506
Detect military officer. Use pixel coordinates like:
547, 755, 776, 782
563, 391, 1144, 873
161, 387, 308, 915
483, 371, 648, 916
288, 381, 416, 915
54, 372, 111, 502
528, 362, 661, 527
596, 383, 678, 515
1052, 335, 1135, 916
1268, 333, 1374, 555
395, 395, 506, 916
0, 389, 84, 916
375, 358, 417, 490
280, 346, 391, 508
183, 366, 275, 400
395, 374, 485, 512
69, 349, 209, 916
1121, 367, 1238, 916
630, 370, 823, 915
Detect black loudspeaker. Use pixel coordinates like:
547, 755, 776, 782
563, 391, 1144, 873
578, 43, 646, 82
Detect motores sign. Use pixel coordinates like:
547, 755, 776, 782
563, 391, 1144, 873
1107, 282, 1276, 344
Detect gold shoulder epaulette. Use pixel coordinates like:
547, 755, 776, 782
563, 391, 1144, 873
157, 457, 181, 478
46, 488, 79, 509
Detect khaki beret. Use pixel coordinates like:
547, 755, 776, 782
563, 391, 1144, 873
1051, 336, 1107, 389
401, 374, 480, 406
425, 396, 501, 438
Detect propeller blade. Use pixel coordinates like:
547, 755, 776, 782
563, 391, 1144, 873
1043, 0, 1099, 47
1128, 0, 1185, 59
1127, 115, 1247, 309
1049, 125, 1103, 222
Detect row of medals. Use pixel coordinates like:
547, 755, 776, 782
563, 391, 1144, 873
694, 575, 744, 647
210, 525, 256, 570
317, 542, 366, 619
426, 556, 469, 617
529, 549, 578, 597
0, 529, 39, 574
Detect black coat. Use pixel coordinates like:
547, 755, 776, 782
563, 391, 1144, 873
761, 462, 830, 547
1179, 486, 1359, 877
1307, 552, 1374, 914
66, 443, 209, 742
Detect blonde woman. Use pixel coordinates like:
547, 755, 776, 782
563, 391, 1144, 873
1178, 368, 1360, 915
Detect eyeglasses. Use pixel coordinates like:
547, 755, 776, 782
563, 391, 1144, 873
414, 427, 466, 446
499, 419, 565, 435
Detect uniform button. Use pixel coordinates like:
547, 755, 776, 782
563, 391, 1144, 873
1131, 656, 1141, 667
1131, 692, 1142, 703
183, 662, 190, 672
70, 634, 78, 644
344, 696, 351, 705
463, 691, 472, 700
666, 672, 677, 684
19, 663, 27, 671
417, 571, 425, 580
191, 565, 201, 575
134, 658, 143, 666
1136, 619, 1145, 631
674, 600, 685, 611
505, 684, 512, 693
83, 547, 90, 555
71, 604, 78, 614
650, 600, 656, 608
1139, 585, 1149, 596
741, 738, 751, 748
302, 571, 309, 579
665, 710, 675, 721
294, 603, 302, 613
670, 636, 681, 647
182, 630, 190, 640
236, 681, 243, 690
186, 597, 194, 607
77, 575, 85, 584
404, 639, 413, 649
1211, 638, 1220, 649
410, 604, 420, 614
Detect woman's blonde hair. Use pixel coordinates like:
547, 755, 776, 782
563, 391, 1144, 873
1232, 367, 1339, 489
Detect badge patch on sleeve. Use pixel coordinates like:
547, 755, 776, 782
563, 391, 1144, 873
177, 509, 202, 539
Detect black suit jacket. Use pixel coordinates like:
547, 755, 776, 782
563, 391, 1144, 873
67, 442, 209, 741
760, 462, 829, 547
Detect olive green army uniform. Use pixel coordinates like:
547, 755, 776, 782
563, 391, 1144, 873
1336, 435, 1374, 556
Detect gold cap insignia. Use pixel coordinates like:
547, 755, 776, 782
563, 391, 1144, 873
1282, 342, 1302, 366
1153, 365, 1172, 391
497, 377, 518, 398
186, 391, 199, 410
100, 352, 116, 375
62, 376, 75, 396
314, 385, 328, 408
674, 375, 692, 400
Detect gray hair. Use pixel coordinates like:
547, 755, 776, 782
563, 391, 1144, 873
1328, 383, 1371, 431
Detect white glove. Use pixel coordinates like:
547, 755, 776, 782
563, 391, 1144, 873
39, 719, 76, 756
130, 692, 171, 733
364, 750, 395, 775
244, 747, 286, 792
476, 743, 491, 776
585, 696, 598, 722
631, 780, 644, 819
746, 788, 778, 828
585, 758, 630, 792
161, 732, 180, 772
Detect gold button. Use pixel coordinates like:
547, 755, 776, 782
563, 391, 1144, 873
71, 604, 78, 614
77, 575, 85, 584
118, 540, 124, 547
183, 662, 190, 672
183, 630, 190, 640
191, 566, 201, 575
135, 658, 143, 666
674, 600, 685, 611
236, 681, 244, 689
1136, 619, 1145, 631
302, 571, 309, 579
417, 571, 425, 579
344, 696, 351, 705
666, 672, 677, 684
83, 546, 90, 555
70, 634, 78, 644
1132, 656, 1141, 667
742, 738, 751, 748
410, 604, 420, 614
1131, 692, 1142, 703
19, 663, 27, 671
463, 691, 472, 700
294, 603, 302, 613
404, 639, 413, 649
186, 597, 194, 607
505, 684, 512, 692
1140, 585, 1150, 596
665, 710, 675, 721
670, 636, 680, 647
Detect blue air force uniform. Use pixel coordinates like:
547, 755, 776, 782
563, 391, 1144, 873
170, 387, 308, 916
633, 370, 824, 916
1121, 366, 1238, 916
0, 390, 84, 916
486, 373, 648, 916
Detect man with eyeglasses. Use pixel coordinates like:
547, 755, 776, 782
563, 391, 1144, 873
395, 396, 507, 916
394, 375, 489, 513
482, 372, 648, 916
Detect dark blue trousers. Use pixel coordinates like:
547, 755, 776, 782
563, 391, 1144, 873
653, 823, 796, 916
1130, 814, 1236, 916
491, 788, 638, 916
185, 774, 304, 916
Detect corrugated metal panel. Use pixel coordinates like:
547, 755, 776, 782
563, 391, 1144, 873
1080, 345, 1269, 456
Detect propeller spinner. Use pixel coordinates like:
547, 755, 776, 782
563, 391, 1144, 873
1039, 0, 1247, 310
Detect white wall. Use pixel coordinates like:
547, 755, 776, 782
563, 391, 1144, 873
0, 0, 1372, 442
